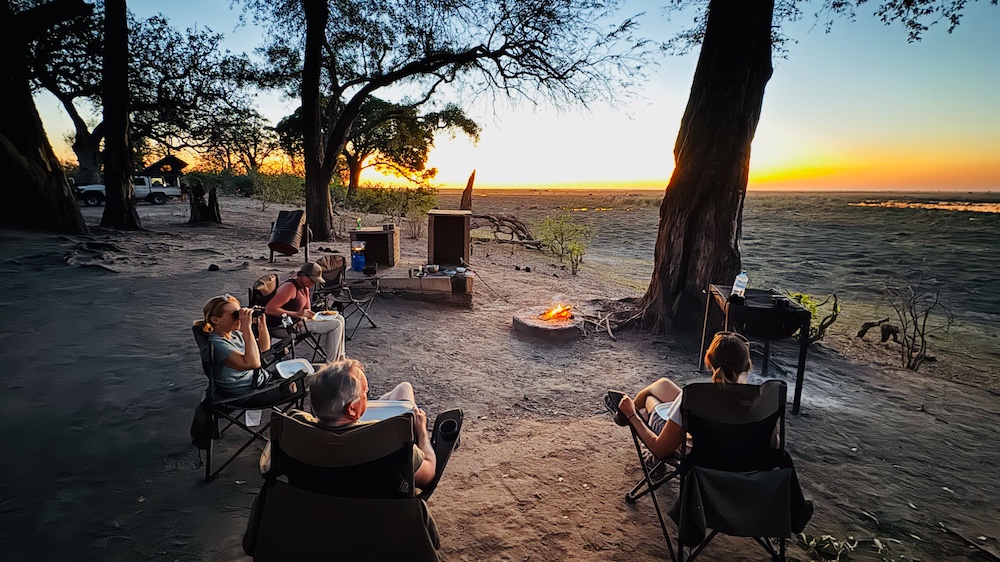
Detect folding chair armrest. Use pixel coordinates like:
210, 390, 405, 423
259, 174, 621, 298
262, 335, 296, 366
212, 371, 307, 408
417, 409, 463, 501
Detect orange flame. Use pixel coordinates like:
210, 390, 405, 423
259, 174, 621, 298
539, 304, 573, 321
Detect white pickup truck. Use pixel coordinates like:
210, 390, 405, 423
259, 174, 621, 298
76, 175, 183, 206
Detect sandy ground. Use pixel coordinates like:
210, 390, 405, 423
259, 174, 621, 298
1, 197, 998, 561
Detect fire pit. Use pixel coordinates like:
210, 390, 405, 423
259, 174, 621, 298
512, 304, 583, 340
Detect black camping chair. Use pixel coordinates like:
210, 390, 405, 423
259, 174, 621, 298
244, 411, 455, 561
249, 274, 328, 363
666, 380, 812, 562
268, 210, 310, 263
312, 254, 379, 340
604, 391, 681, 505
191, 325, 307, 482
332, 278, 379, 340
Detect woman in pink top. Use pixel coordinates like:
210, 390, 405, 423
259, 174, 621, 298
265, 262, 346, 361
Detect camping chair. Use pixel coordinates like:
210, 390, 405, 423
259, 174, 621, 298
248, 273, 328, 363
243, 411, 446, 561
666, 380, 812, 562
312, 254, 379, 340
309, 254, 347, 314
191, 325, 308, 482
267, 209, 310, 263
604, 391, 681, 504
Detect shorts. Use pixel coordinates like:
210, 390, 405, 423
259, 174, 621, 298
648, 411, 667, 435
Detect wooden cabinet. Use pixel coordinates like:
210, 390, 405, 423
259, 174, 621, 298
350, 227, 400, 267
427, 210, 470, 266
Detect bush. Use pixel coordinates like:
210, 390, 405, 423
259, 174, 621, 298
184, 171, 253, 197
537, 213, 591, 274
880, 283, 953, 371
403, 200, 428, 239
787, 292, 840, 344
249, 171, 305, 211
339, 183, 438, 219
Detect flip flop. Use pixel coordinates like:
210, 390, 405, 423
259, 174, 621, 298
604, 391, 629, 426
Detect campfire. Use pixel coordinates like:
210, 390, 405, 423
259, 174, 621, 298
512, 303, 583, 340
538, 303, 573, 321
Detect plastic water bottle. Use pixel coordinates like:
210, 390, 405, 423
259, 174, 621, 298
731, 270, 748, 298
281, 313, 293, 329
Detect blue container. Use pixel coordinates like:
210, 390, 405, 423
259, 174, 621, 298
351, 250, 366, 272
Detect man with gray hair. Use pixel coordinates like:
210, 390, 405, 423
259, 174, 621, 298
303, 358, 437, 488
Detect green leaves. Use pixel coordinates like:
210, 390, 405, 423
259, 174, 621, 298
788, 291, 841, 344
537, 212, 591, 274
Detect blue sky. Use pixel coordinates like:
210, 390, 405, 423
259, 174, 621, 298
34, 0, 1000, 190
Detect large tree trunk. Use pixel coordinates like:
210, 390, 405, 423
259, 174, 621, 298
0, 0, 89, 234
72, 126, 103, 185
99, 0, 140, 229
460, 169, 476, 210
187, 180, 222, 224
301, 0, 335, 241
638, 0, 774, 332
345, 152, 362, 200
53, 90, 105, 185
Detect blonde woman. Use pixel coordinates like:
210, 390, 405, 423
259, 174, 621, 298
197, 295, 295, 406
616, 332, 752, 460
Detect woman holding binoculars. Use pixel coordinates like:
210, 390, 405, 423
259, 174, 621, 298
197, 294, 296, 404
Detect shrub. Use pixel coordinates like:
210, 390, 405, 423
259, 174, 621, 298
787, 292, 841, 344
339, 183, 438, 219
881, 283, 953, 371
249, 171, 306, 211
537, 212, 591, 273
403, 200, 428, 239
184, 171, 253, 197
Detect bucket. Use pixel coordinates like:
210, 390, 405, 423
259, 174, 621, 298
268, 210, 305, 255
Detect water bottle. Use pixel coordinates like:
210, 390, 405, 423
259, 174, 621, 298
731, 270, 748, 298
281, 313, 293, 329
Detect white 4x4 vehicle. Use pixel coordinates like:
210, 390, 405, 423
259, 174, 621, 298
76, 175, 182, 207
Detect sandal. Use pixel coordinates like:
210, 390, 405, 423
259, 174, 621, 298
604, 391, 629, 426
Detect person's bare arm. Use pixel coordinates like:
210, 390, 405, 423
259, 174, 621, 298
412, 408, 437, 488
222, 308, 263, 371
255, 313, 271, 350
619, 396, 683, 460
264, 283, 308, 319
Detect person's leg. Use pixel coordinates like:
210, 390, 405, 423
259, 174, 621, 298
635, 377, 682, 414
380, 381, 415, 402
328, 315, 346, 360
304, 318, 346, 361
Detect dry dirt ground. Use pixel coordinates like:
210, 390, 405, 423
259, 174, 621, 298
1, 197, 998, 561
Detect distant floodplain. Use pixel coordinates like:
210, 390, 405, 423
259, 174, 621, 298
444, 189, 1000, 381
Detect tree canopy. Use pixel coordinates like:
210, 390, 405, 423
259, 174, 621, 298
21, 0, 259, 183
275, 97, 480, 196
240, 0, 650, 240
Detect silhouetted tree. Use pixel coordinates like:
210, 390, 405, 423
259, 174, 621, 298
638, 0, 996, 331
22, 1, 258, 184
276, 98, 480, 197
99, 0, 139, 229
1, 0, 90, 234
242, 0, 648, 241
199, 111, 280, 174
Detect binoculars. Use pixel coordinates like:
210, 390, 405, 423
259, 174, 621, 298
232, 306, 266, 320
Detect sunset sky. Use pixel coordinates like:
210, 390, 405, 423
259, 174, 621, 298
33, 0, 1000, 191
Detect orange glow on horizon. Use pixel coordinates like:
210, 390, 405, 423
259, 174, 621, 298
49, 140, 998, 193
